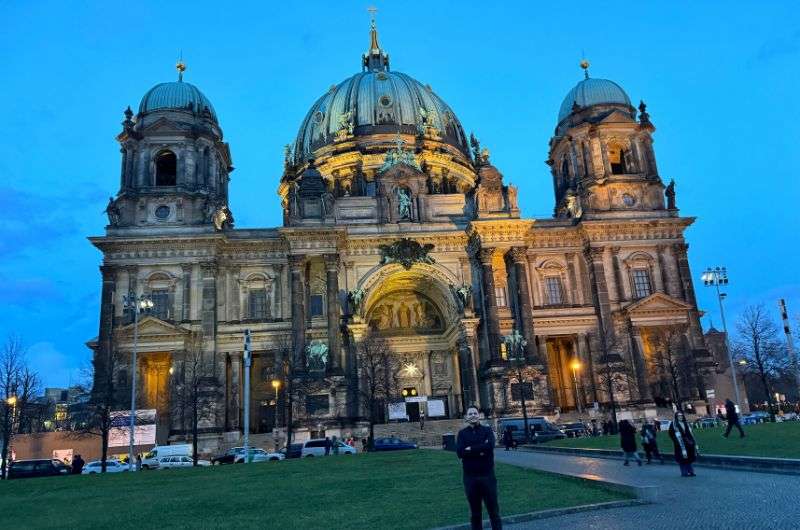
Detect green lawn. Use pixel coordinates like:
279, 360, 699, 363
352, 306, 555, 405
544, 421, 800, 459
0, 450, 630, 529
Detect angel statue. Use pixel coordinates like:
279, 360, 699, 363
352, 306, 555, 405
306, 340, 329, 371
348, 288, 366, 314
397, 187, 412, 219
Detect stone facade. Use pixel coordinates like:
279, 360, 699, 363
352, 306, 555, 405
89, 32, 717, 444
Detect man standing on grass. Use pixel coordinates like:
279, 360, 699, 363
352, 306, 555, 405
723, 398, 745, 438
456, 405, 502, 530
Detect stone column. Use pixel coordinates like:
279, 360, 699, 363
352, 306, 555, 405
509, 248, 535, 361
181, 264, 192, 321
323, 254, 341, 372
577, 332, 598, 403
273, 264, 284, 319
627, 321, 652, 401
94, 266, 116, 397
673, 243, 697, 305
566, 252, 580, 304
289, 255, 306, 369
200, 262, 217, 341
228, 353, 242, 431
610, 247, 625, 302
229, 265, 241, 322
478, 248, 501, 362
656, 245, 672, 296
585, 247, 613, 338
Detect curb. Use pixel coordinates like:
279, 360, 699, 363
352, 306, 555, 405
431, 499, 647, 530
521, 445, 800, 475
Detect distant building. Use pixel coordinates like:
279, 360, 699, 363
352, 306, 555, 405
704, 326, 749, 413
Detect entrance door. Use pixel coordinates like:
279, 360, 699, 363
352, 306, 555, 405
406, 402, 420, 422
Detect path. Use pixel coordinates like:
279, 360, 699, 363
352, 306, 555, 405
495, 450, 800, 529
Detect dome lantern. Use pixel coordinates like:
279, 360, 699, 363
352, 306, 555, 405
362, 7, 389, 72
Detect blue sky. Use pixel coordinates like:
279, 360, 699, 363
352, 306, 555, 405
1, 1, 798, 388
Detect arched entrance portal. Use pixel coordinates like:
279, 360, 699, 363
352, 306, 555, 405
359, 264, 465, 419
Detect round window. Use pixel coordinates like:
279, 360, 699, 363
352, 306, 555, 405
622, 194, 636, 207
376, 72, 388, 81
313, 111, 324, 124
379, 95, 392, 107
155, 205, 171, 219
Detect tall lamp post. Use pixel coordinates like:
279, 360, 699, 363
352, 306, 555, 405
271, 379, 281, 452
570, 359, 583, 414
503, 329, 530, 442
701, 267, 741, 407
122, 292, 153, 470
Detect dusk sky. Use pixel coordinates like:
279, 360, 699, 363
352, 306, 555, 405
2, 1, 798, 388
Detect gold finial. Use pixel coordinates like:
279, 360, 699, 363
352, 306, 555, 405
368, 6, 379, 51
176, 51, 186, 82
580, 58, 590, 79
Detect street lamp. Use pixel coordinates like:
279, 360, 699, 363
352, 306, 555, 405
271, 379, 281, 451
6, 396, 17, 428
122, 292, 153, 470
570, 359, 583, 414
701, 267, 741, 407
503, 329, 531, 442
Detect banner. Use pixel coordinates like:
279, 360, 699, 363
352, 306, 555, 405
109, 409, 157, 447
427, 399, 446, 417
388, 402, 408, 420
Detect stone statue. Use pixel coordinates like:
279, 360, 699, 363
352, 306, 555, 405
397, 187, 412, 219
104, 196, 121, 226
451, 284, 472, 312
337, 110, 354, 134
348, 288, 366, 314
565, 189, 582, 218
283, 144, 293, 169
506, 184, 519, 211
288, 182, 299, 218
322, 191, 335, 217
665, 179, 676, 209
306, 340, 329, 370
212, 205, 233, 231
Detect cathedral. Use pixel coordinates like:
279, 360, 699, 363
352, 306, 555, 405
90, 20, 717, 446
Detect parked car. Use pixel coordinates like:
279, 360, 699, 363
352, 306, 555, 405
301, 438, 357, 457
141, 444, 192, 470
155, 456, 211, 469
8, 459, 71, 479
741, 414, 759, 425
281, 444, 303, 459
212, 447, 283, 465
559, 422, 590, 438
81, 460, 134, 474
372, 437, 418, 451
498, 417, 565, 445
749, 411, 770, 423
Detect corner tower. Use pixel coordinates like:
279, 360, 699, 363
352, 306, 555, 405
548, 61, 671, 220
108, 61, 234, 232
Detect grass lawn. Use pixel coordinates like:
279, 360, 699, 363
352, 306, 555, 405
544, 421, 800, 459
0, 450, 630, 529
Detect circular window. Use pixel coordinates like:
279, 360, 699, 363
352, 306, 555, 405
313, 111, 324, 124
155, 205, 171, 219
379, 95, 392, 107
622, 194, 636, 207
376, 72, 388, 81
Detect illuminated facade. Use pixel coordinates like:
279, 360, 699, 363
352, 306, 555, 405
89, 22, 716, 445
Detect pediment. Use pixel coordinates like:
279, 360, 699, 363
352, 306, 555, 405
379, 162, 425, 180
597, 109, 636, 125
625, 292, 693, 314
116, 316, 190, 338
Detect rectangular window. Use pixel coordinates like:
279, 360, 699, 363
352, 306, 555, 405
150, 289, 170, 320
309, 294, 324, 317
632, 269, 652, 299
494, 287, 507, 307
248, 289, 268, 320
305, 394, 329, 415
544, 277, 564, 306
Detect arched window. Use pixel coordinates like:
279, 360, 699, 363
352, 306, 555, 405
608, 143, 628, 175
155, 150, 177, 186
561, 157, 570, 178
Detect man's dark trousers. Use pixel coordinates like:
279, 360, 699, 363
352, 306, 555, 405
464, 473, 501, 529
724, 420, 744, 437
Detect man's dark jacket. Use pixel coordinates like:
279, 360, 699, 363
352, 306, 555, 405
725, 400, 739, 422
456, 423, 496, 476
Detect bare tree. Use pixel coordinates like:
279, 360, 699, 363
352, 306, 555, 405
355, 333, 399, 449
1, 336, 40, 479
735, 305, 786, 422
648, 325, 694, 411
171, 332, 221, 465
593, 325, 633, 433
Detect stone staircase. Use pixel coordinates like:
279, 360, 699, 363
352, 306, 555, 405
374, 419, 465, 447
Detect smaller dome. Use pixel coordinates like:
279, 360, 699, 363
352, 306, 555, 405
557, 78, 631, 125
139, 81, 217, 122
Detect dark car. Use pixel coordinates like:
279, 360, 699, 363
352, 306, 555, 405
281, 444, 303, 459
498, 417, 566, 445
8, 459, 71, 480
560, 422, 589, 438
372, 437, 418, 451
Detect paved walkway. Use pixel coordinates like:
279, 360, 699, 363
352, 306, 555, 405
495, 450, 800, 529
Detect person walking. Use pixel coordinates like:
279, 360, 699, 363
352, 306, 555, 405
135, 454, 142, 472
640, 420, 664, 464
669, 411, 699, 477
324, 437, 332, 456
456, 406, 502, 530
501, 426, 513, 451
71, 454, 85, 475
332, 435, 340, 455
619, 420, 642, 466
723, 398, 745, 438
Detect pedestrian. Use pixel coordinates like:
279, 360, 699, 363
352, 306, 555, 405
324, 436, 332, 456
669, 411, 699, 477
332, 435, 340, 455
501, 426, 513, 451
136, 454, 142, 471
618, 420, 642, 466
640, 420, 664, 464
456, 406, 502, 530
361, 437, 368, 452
723, 398, 745, 438
71, 454, 85, 475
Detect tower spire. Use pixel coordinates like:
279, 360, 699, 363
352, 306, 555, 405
580, 58, 590, 79
368, 6, 380, 52
363, 6, 389, 71
176, 51, 186, 82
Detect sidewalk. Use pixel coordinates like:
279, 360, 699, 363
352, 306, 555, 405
495, 450, 800, 529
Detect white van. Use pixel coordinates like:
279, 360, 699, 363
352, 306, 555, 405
141, 444, 192, 469
301, 439, 357, 457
